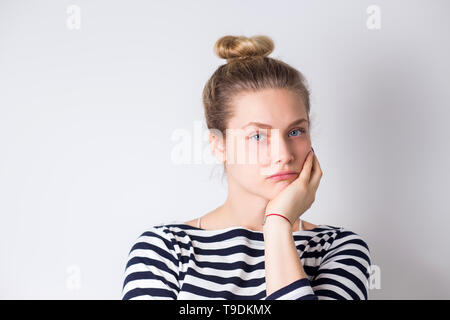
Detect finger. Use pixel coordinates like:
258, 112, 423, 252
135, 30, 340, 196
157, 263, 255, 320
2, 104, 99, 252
299, 150, 314, 183
310, 153, 323, 191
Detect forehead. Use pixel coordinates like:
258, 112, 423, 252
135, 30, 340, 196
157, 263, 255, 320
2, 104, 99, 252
228, 88, 307, 128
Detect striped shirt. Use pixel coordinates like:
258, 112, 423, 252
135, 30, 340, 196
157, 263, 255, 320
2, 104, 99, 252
121, 217, 372, 300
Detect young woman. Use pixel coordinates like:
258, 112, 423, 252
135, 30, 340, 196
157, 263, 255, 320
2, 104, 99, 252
122, 35, 372, 300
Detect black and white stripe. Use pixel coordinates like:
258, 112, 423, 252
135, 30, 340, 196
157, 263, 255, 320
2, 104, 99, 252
121, 223, 371, 300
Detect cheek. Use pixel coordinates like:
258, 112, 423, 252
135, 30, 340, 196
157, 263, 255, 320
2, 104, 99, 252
250, 140, 309, 166
247, 141, 272, 167
235, 165, 270, 190
228, 164, 259, 182
225, 138, 270, 165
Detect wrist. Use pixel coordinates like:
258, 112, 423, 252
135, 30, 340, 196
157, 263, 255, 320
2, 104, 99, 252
262, 214, 293, 232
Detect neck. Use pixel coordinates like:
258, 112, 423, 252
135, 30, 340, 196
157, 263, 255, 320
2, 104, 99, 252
216, 178, 277, 232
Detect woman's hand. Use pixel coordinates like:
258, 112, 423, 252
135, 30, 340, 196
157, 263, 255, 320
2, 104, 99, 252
264, 148, 323, 226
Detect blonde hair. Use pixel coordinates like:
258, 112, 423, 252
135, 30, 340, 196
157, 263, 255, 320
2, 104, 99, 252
202, 35, 311, 179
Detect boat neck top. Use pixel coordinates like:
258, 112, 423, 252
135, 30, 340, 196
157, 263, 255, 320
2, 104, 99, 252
122, 219, 371, 300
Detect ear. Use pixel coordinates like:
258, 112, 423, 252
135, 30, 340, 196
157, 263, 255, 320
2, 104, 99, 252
208, 129, 226, 163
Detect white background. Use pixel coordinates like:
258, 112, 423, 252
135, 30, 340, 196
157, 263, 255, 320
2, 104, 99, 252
1, 0, 449, 299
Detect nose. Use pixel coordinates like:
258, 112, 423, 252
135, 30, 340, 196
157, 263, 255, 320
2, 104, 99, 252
271, 131, 294, 165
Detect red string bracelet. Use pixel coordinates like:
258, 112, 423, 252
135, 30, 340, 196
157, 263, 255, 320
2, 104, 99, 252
262, 213, 292, 226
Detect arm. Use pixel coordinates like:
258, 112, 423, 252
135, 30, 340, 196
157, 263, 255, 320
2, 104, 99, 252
261, 148, 318, 299
311, 229, 371, 299
262, 216, 317, 300
262, 222, 372, 300
121, 227, 181, 300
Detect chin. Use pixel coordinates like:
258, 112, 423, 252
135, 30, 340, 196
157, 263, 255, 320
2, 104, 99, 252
271, 180, 291, 191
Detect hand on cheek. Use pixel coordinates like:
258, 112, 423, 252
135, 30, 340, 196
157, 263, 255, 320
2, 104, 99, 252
264, 147, 322, 226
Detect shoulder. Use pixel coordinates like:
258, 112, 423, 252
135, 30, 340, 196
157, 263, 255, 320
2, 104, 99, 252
135, 224, 176, 242
126, 224, 184, 258
322, 226, 372, 267
331, 227, 371, 252
183, 218, 198, 228
303, 224, 371, 265
130, 223, 195, 251
308, 226, 372, 300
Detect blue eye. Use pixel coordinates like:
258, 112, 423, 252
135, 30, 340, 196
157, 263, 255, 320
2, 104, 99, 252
289, 128, 306, 137
250, 132, 266, 141
249, 129, 306, 142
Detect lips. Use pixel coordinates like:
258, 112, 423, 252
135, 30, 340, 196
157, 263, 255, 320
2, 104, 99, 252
267, 170, 299, 180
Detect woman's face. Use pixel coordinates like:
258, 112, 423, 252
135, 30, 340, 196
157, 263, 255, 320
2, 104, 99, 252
216, 88, 312, 200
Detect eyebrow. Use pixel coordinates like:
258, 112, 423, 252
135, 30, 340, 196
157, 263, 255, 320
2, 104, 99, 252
241, 118, 309, 129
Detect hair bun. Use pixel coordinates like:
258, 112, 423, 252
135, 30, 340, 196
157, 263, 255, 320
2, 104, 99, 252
214, 35, 274, 62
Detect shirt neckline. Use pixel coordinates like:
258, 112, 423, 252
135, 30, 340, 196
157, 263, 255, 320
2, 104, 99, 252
196, 216, 305, 232
167, 222, 331, 234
